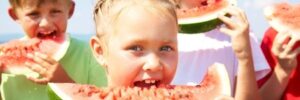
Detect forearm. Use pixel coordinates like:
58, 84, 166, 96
235, 55, 260, 100
259, 64, 292, 100
234, 37, 260, 99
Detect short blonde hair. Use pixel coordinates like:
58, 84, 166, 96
93, 0, 178, 44
9, 0, 72, 10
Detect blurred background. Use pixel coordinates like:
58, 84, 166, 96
0, 0, 298, 42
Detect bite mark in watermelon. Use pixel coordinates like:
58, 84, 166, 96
174, 0, 237, 33
0, 34, 69, 77
264, 2, 300, 33
48, 63, 231, 100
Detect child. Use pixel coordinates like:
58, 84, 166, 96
260, 27, 300, 100
91, 0, 259, 99
1, 0, 107, 100
169, 0, 270, 95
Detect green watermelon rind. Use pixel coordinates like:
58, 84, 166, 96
47, 83, 71, 100
179, 18, 223, 33
178, 0, 237, 33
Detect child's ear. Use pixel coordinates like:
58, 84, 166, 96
90, 36, 106, 67
8, 7, 18, 21
68, 1, 75, 19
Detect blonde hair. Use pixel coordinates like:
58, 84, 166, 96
9, 0, 72, 10
93, 0, 178, 44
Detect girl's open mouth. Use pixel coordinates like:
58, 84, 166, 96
133, 79, 161, 88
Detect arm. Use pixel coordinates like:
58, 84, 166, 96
259, 65, 293, 100
259, 31, 300, 100
218, 6, 260, 100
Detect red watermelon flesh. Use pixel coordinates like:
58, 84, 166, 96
0, 34, 68, 74
48, 63, 231, 100
264, 2, 300, 33
175, 0, 229, 19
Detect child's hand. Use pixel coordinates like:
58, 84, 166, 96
25, 52, 73, 84
218, 6, 250, 58
272, 31, 300, 72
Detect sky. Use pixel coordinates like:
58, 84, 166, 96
0, 0, 298, 40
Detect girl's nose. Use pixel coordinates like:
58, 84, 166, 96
143, 53, 163, 72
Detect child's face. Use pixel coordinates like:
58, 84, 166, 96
9, 0, 74, 38
94, 9, 178, 88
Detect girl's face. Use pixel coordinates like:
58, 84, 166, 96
93, 8, 178, 88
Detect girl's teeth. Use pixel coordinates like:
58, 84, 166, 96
151, 80, 155, 83
145, 80, 156, 84
145, 80, 151, 84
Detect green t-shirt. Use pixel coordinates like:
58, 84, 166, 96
0, 36, 107, 100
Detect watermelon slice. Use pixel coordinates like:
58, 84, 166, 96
175, 0, 237, 33
0, 34, 70, 78
48, 63, 231, 99
264, 2, 300, 33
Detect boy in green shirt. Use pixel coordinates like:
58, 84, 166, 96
0, 0, 107, 100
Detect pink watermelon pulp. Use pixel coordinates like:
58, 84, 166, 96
264, 2, 300, 33
48, 63, 231, 99
0, 34, 69, 76
174, 0, 236, 33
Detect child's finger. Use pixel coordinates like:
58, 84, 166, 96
275, 31, 291, 47
286, 47, 300, 59
27, 53, 52, 70
218, 13, 237, 29
282, 34, 300, 55
230, 6, 248, 23
219, 27, 233, 36
34, 52, 57, 65
25, 61, 47, 76
272, 31, 290, 55
27, 77, 49, 84
224, 7, 246, 24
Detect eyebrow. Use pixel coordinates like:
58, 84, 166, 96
124, 37, 177, 45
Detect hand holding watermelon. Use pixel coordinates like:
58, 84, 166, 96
271, 31, 300, 72
25, 52, 74, 84
217, 6, 250, 58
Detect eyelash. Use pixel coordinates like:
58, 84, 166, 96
27, 12, 39, 18
160, 46, 173, 52
51, 10, 62, 14
129, 46, 143, 51
128, 45, 174, 52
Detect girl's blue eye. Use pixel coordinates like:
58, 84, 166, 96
160, 46, 173, 51
129, 46, 143, 51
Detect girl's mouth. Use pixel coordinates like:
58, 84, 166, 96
133, 79, 161, 88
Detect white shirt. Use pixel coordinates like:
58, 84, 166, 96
172, 28, 270, 91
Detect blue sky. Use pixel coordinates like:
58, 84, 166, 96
0, 0, 298, 39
